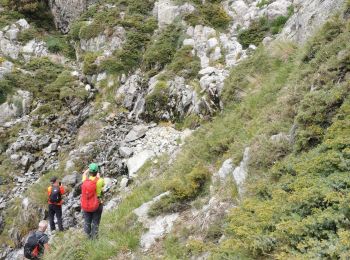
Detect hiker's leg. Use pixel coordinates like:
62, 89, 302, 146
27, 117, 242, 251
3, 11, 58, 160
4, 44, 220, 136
48, 204, 56, 231
83, 211, 93, 238
91, 204, 103, 239
56, 205, 64, 231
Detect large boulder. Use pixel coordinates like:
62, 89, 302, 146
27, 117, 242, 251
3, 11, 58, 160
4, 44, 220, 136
279, 0, 344, 43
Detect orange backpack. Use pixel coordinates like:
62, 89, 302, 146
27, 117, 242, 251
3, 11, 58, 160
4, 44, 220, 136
81, 178, 99, 212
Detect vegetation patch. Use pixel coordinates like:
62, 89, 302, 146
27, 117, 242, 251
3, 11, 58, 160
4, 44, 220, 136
144, 81, 170, 122
183, 1, 231, 30
238, 9, 293, 49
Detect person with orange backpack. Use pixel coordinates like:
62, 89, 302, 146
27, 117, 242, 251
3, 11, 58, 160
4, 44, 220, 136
81, 163, 105, 239
47, 176, 65, 232
23, 220, 49, 259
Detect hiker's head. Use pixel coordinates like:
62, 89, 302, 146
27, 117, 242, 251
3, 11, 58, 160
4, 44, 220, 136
89, 163, 99, 176
50, 176, 58, 185
38, 220, 48, 232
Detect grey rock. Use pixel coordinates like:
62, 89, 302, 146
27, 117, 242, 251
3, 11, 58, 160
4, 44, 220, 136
48, 0, 98, 33
43, 142, 58, 154
124, 125, 148, 142
33, 159, 45, 170
0, 60, 14, 80
104, 197, 121, 211
232, 147, 250, 195
279, 0, 343, 43
119, 146, 133, 158
215, 159, 234, 181
127, 150, 154, 177
20, 155, 31, 167
119, 177, 129, 189
62, 173, 78, 187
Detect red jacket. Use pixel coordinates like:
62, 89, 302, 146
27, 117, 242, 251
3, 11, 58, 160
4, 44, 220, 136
47, 185, 65, 205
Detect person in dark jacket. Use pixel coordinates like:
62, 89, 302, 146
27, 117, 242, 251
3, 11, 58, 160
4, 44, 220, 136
47, 176, 65, 232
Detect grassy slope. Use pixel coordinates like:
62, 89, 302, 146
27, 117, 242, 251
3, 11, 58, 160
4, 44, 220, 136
46, 9, 350, 259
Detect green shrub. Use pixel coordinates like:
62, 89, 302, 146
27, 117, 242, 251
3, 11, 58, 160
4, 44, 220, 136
149, 164, 211, 215
201, 3, 231, 30
270, 15, 289, 34
79, 22, 103, 40
143, 24, 182, 72
17, 27, 38, 43
256, 0, 272, 8
167, 45, 201, 79
238, 12, 292, 48
46, 36, 65, 53
238, 17, 270, 48
82, 52, 98, 75
0, 79, 12, 104
183, 2, 231, 30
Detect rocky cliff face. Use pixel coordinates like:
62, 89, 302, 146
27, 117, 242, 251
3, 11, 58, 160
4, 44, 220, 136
280, 0, 345, 43
0, 0, 348, 259
48, 0, 98, 33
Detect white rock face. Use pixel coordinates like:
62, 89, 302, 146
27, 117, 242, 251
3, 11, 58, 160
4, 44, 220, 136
0, 90, 32, 125
214, 159, 234, 182
153, 0, 195, 28
127, 150, 154, 177
232, 147, 250, 195
279, 0, 344, 43
0, 19, 49, 61
116, 71, 143, 110
134, 192, 179, 250
0, 60, 13, 79
21, 40, 49, 61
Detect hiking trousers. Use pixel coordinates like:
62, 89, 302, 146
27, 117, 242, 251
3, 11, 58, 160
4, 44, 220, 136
83, 204, 103, 239
48, 204, 64, 231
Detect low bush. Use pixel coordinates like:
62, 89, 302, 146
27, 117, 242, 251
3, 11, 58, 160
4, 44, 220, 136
167, 45, 201, 79
143, 24, 182, 72
183, 1, 231, 30
238, 12, 292, 48
82, 52, 98, 75
17, 27, 38, 43
149, 164, 211, 216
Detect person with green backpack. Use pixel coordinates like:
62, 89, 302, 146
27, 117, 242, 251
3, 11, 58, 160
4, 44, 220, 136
81, 163, 105, 239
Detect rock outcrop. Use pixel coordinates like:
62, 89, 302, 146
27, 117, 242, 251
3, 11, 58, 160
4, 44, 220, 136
279, 0, 344, 43
48, 0, 98, 33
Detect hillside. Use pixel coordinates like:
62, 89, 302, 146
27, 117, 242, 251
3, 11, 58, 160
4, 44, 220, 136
0, 0, 349, 259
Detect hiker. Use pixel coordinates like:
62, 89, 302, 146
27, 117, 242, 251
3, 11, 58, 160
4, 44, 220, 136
81, 163, 105, 239
23, 220, 49, 260
47, 176, 65, 232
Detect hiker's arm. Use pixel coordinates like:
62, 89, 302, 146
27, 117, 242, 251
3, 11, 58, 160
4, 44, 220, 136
82, 169, 89, 180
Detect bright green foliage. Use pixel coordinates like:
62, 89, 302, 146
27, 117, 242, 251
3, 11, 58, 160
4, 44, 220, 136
256, 0, 272, 8
0, 79, 13, 105
1, 57, 63, 100
17, 27, 38, 43
70, 0, 158, 75
238, 17, 270, 48
82, 52, 98, 75
167, 45, 201, 79
149, 164, 211, 216
144, 81, 169, 122
238, 13, 292, 48
45, 35, 76, 58
183, 1, 231, 30
213, 14, 350, 259
8, 0, 54, 29
143, 24, 182, 73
